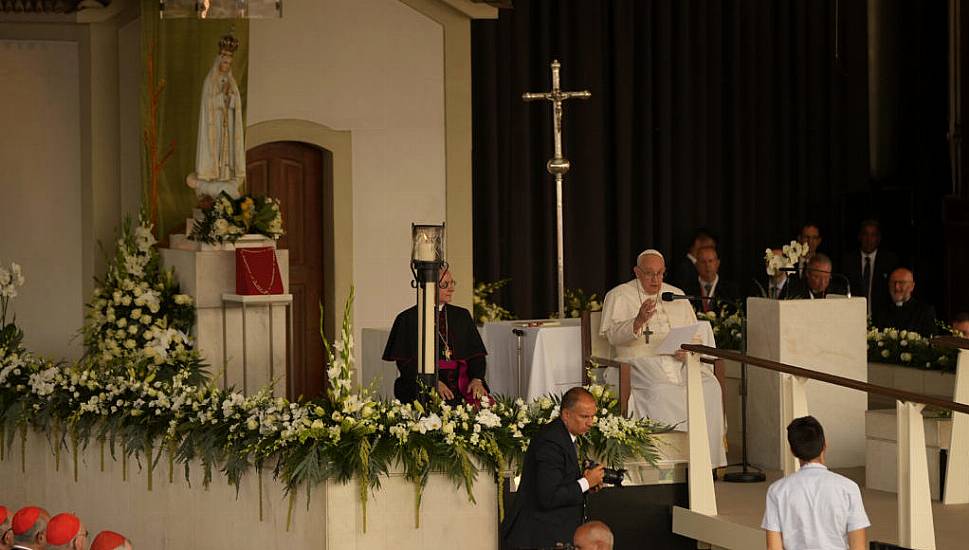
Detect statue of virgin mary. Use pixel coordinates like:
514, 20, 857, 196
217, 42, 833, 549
186, 33, 245, 199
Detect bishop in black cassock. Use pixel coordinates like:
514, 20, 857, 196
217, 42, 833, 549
872, 267, 937, 337
382, 270, 488, 405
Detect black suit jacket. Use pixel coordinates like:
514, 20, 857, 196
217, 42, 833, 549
873, 298, 938, 337
501, 418, 584, 549
671, 255, 698, 291
841, 249, 899, 318
683, 277, 741, 311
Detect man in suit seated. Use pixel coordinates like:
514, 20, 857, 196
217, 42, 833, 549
873, 268, 937, 337
501, 387, 605, 549
671, 228, 717, 290
683, 245, 740, 312
796, 223, 824, 276
842, 219, 898, 320
787, 254, 848, 299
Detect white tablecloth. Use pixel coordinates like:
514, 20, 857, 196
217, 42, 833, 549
479, 319, 582, 400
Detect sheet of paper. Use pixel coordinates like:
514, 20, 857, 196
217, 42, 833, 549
655, 322, 703, 355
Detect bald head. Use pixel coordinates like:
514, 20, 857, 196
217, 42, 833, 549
574, 520, 614, 550
888, 268, 915, 304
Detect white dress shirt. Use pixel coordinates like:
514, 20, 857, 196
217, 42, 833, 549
571, 432, 590, 493
762, 463, 870, 550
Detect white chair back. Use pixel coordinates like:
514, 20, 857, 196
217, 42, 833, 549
588, 310, 615, 360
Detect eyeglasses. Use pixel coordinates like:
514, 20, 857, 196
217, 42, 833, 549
439, 280, 457, 289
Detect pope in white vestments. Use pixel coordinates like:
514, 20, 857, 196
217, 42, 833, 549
599, 249, 727, 467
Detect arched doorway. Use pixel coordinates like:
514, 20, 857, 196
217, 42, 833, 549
246, 141, 329, 399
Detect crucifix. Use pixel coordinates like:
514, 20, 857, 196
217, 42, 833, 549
523, 60, 591, 319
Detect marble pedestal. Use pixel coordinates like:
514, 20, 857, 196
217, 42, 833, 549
161, 247, 290, 397
746, 297, 868, 469
865, 408, 951, 500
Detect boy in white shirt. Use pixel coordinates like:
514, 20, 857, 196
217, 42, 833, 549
762, 416, 870, 550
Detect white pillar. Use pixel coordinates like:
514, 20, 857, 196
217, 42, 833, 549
943, 348, 969, 504
897, 400, 936, 550
780, 374, 809, 475
687, 353, 717, 516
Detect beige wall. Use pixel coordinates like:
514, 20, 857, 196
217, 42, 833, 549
0, 0, 487, 362
248, 0, 448, 334
0, 3, 139, 360
118, 17, 142, 221
0, 39, 84, 359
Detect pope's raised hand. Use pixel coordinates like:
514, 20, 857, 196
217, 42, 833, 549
637, 299, 656, 324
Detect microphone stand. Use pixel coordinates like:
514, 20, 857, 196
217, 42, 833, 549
722, 297, 766, 483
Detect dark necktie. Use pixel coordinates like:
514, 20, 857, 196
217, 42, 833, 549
862, 256, 872, 298
702, 283, 713, 312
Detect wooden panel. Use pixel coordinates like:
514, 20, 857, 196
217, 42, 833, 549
281, 159, 305, 265
246, 159, 269, 196
246, 141, 326, 400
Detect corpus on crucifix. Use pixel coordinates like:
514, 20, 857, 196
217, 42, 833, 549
523, 60, 590, 319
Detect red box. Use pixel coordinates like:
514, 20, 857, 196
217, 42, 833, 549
235, 247, 284, 295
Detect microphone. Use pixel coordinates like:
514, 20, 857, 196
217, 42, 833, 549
661, 291, 713, 302
833, 273, 853, 299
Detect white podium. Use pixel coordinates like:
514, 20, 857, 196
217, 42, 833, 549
160, 247, 290, 397
746, 297, 868, 469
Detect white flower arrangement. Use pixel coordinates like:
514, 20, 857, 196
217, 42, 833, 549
190, 193, 284, 245
866, 325, 958, 371
764, 240, 810, 276
0, 261, 25, 325
1, 286, 666, 534
83, 216, 196, 371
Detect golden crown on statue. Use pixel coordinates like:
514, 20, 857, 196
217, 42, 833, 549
219, 33, 240, 54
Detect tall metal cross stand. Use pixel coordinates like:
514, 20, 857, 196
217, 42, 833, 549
523, 60, 591, 319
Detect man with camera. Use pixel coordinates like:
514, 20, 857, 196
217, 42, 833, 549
501, 387, 605, 549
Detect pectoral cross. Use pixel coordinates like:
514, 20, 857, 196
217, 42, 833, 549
523, 60, 591, 319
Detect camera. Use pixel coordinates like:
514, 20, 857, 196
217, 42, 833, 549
582, 459, 627, 487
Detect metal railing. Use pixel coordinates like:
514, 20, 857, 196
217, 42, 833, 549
676, 338, 969, 550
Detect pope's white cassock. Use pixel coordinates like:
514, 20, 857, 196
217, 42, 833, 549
600, 279, 727, 467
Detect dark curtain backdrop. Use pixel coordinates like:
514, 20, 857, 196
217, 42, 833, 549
472, 0, 872, 318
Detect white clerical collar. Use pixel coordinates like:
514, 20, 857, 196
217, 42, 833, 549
895, 300, 908, 307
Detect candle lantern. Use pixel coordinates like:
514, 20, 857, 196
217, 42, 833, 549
410, 224, 446, 391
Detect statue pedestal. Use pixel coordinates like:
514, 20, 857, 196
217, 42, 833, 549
745, 297, 868, 469
161, 247, 290, 396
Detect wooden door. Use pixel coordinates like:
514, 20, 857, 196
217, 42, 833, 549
247, 142, 326, 400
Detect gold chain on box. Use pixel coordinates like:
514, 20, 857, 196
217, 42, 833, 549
238, 248, 278, 295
